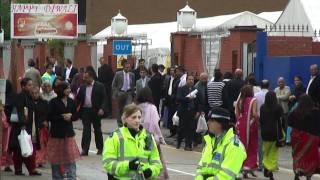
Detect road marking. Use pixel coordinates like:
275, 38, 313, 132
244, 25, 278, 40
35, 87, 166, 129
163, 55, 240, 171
167, 168, 196, 176
89, 150, 97, 154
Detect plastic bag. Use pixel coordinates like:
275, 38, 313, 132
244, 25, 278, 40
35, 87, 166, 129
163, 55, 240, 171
172, 111, 179, 126
196, 114, 208, 133
18, 129, 33, 157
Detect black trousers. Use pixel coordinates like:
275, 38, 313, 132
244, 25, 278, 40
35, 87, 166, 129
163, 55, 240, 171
81, 108, 104, 152
167, 102, 177, 135
177, 110, 196, 148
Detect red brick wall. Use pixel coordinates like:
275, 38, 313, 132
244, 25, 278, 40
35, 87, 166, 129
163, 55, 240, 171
267, 36, 313, 56
171, 33, 203, 74
219, 30, 259, 73
312, 42, 320, 55
74, 41, 92, 69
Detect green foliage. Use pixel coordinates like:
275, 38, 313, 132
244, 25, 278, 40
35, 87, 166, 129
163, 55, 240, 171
47, 39, 65, 62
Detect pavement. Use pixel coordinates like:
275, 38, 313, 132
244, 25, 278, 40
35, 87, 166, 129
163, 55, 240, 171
2, 118, 320, 180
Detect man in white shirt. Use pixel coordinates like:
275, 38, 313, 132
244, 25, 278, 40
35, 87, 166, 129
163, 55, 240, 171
306, 64, 320, 107
255, 80, 269, 115
63, 59, 78, 83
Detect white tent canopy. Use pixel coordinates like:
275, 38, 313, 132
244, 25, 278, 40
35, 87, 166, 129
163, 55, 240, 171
271, 0, 320, 37
93, 11, 274, 50
258, 11, 283, 24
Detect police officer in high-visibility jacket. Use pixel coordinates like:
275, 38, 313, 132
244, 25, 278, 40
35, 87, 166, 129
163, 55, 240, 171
102, 104, 162, 179
196, 107, 247, 180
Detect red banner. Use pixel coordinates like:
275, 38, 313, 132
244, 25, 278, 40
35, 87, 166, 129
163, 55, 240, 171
11, 4, 78, 39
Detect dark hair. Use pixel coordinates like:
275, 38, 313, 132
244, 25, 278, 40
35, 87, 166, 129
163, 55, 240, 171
52, 76, 63, 91
158, 64, 165, 70
121, 59, 128, 66
214, 71, 223, 82
85, 66, 97, 79
79, 67, 85, 73
20, 77, 32, 88
260, 80, 269, 89
176, 65, 184, 72
247, 75, 257, 86
66, 59, 72, 65
294, 75, 302, 81
295, 95, 314, 116
264, 91, 278, 109
28, 59, 36, 67
46, 63, 54, 69
151, 64, 159, 73
55, 82, 70, 99
136, 87, 154, 104
223, 72, 233, 80
138, 58, 145, 63
238, 85, 254, 113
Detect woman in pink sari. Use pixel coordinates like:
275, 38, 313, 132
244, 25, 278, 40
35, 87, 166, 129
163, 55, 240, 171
1, 104, 13, 171
236, 85, 259, 178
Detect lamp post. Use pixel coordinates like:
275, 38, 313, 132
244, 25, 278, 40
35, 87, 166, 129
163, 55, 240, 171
177, 2, 197, 31
111, 10, 128, 36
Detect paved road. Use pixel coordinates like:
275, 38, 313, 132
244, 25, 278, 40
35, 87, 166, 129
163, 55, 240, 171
2, 119, 320, 180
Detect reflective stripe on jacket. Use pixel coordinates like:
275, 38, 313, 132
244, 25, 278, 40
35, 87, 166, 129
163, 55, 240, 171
102, 127, 162, 179
195, 128, 247, 180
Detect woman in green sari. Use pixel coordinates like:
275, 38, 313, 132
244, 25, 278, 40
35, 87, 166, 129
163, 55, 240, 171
260, 91, 284, 180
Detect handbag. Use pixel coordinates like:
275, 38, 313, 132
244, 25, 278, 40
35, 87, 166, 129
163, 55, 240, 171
196, 114, 208, 133
172, 111, 179, 126
18, 129, 33, 157
10, 107, 19, 123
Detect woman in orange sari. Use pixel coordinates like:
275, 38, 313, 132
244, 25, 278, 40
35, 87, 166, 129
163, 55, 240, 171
236, 85, 259, 178
289, 95, 320, 180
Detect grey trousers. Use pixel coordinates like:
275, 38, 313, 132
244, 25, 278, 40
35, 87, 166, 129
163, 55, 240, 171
116, 91, 133, 127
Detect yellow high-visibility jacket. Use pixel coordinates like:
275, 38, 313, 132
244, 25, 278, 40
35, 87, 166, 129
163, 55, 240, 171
196, 128, 247, 180
102, 126, 162, 179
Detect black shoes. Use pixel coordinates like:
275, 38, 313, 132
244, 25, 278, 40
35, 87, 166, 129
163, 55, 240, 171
97, 149, 103, 155
81, 151, 89, 156
4, 166, 13, 172
176, 142, 181, 149
15, 171, 25, 176
184, 147, 192, 151
30, 171, 42, 176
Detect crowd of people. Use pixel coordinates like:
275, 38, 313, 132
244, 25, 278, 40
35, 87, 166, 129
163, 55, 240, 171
0, 55, 319, 180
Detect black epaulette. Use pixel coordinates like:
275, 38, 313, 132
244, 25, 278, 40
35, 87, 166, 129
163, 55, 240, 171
109, 128, 120, 138
233, 136, 240, 147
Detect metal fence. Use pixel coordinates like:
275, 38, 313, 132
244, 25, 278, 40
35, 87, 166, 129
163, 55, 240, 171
265, 24, 320, 37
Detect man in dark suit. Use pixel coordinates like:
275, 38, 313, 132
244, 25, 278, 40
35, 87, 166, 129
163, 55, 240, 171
49, 57, 63, 78
98, 57, 114, 117
176, 75, 201, 151
222, 69, 245, 123
307, 64, 320, 107
62, 59, 78, 83
148, 64, 164, 112
133, 58, 148, 80
112, 60, 135, 127
76, 66, 107, 156
135, 67, 150, 94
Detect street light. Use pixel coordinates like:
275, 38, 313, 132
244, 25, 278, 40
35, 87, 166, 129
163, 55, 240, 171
177, 2, 197, 31
111, 10, 128, 36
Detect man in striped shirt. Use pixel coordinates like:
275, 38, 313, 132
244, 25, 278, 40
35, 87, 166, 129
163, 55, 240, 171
207, 70, 225, 108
